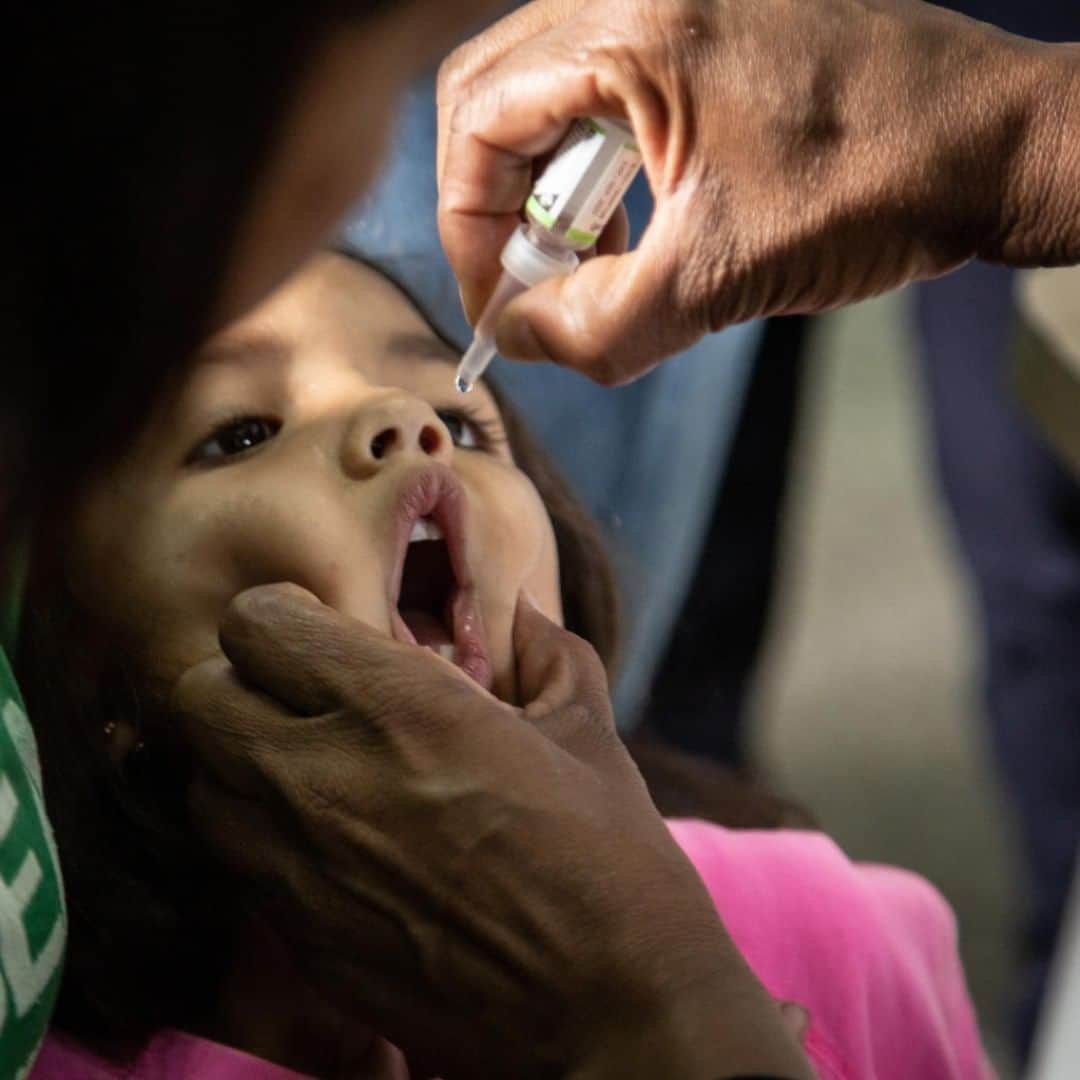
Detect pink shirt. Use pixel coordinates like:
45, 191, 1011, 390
31, 821, 993, 1079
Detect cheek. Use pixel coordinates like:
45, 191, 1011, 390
73, 473, 392, 686
466, 466, 562, 623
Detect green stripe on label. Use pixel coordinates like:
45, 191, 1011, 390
566, 226, 600, 247
525, 195, 558, 229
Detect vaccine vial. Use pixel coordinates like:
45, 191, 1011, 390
455, 117, 643, 393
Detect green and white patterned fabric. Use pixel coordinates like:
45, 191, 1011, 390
0, 582, 65, 1077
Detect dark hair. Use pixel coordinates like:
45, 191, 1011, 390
15, 270, 807, 1065
7, 5, 401, 1054
4, 2, 391, 544
13, 378, 626, 1061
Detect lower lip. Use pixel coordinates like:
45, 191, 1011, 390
391, 584, 493, 692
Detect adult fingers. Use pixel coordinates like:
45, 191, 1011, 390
435, 0, 585, 185
172, 655, 289, 800
438, 23, 668, 323
495, 203, 709, 385
594, 202, 630, 260
217, 582, 463, 718
512, 594, 616, 751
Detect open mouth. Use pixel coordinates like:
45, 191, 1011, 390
389, 468, 493, 691
398, 519, 456, 654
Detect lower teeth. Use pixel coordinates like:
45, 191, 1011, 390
434, 643, 456, 662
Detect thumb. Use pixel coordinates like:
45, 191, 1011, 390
512, 593, 612, 727
494, 202, 710, 385
778, 1001, 812, 1043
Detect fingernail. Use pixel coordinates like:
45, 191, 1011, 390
266, 582, 324, 608
495, 309, 546, 361
778, 1000, 811, 1041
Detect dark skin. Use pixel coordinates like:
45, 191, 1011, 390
437, 0, 1080, 385
17, 0, 1080, 1075
174, 585, 812, 1079
9, 0, 813, 1074
179, 4, 1080, 1071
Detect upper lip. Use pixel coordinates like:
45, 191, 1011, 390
386, 463, 472, 621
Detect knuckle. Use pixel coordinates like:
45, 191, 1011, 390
578, 681, 617, 734
550, 318, 618, 382
555, 700, 596, 738
551, 689, 617, 751
286, 763, 355, 831
436, 42, 477, 107
586, 356, 628, 387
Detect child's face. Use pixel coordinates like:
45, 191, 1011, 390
68, 254, 562, 704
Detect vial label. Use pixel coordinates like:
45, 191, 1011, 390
526, 118, 643, 248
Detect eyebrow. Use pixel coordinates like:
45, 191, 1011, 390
384, 331, 461, 365
192, 332, 293, 371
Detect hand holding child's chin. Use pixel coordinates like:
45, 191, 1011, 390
168, 581, 799, 1079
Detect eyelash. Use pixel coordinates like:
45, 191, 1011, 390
435, 405, 507, 452
186, 405, 507, 467
186, 414, 282, 466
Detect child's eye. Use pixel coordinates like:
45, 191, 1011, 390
436, 408, 491, 451
187, 416, 282, 465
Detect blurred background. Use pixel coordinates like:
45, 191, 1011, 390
748, 292, 1024, 1076
354, 5, 1079, 1072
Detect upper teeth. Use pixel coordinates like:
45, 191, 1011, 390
410, 518, 443, 543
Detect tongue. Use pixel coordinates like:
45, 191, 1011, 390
400, 608, 453, 648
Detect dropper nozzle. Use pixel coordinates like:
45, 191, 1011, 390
454, 333, 497, 394
453, 265, 530, 393
453, 226, 579, 394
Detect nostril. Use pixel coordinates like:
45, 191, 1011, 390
419, 425, 442, 456
370, 428, 397, 460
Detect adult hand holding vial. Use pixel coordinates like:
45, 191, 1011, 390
455, 117, 642, 392
438, 0, 1080, 387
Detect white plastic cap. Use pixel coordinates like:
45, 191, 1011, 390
500, 225, 579, 288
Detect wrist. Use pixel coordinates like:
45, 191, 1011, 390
872, 6, 1078, 273
979, 37, 1080, 266
566, 945, 813, 1080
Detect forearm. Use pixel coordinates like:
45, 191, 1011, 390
568, 962, 813, 1080
984, 38, 1080, 266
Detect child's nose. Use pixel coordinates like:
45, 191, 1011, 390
341, 395, 452, 478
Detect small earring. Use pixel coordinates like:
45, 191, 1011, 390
103, 718, 117, 738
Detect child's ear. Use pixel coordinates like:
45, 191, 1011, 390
103, 715, 142, 765
97, 655, 148, 767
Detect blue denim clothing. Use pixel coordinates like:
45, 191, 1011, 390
496, 324, 757, 722
339, 77, 759, 724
